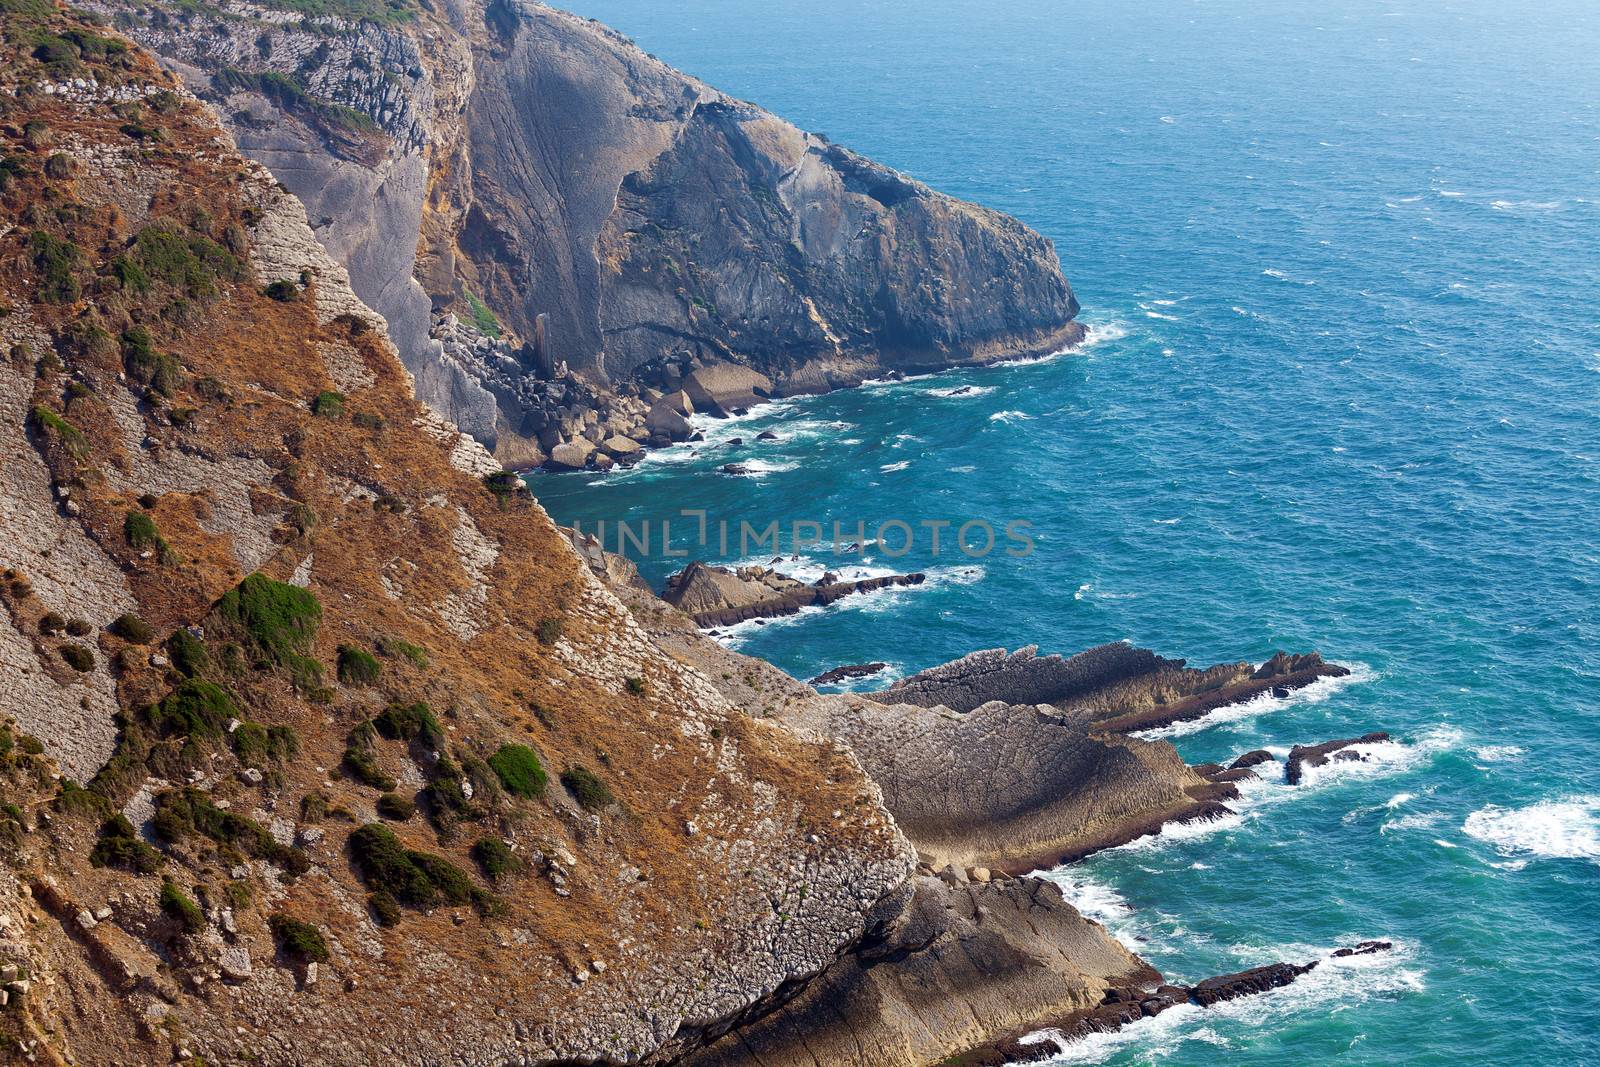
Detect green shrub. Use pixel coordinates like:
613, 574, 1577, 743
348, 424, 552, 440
288, 504, 316, 535
465, 290, 500, 338
159, 879, 204, 934
231, 721, 298, 765
89, 815, 162, 873
342, 720, 395, 790
131, 222, 245, 299
560, 765, 613, 811
368, 891, 402, 927
471, 838, 517, 882
38, 612, 64, 635
28, 405, 88, 458
59, 643, 93, 672
152, 788, 309, 875
336, 644, 380, 686
268, 914, 329, 962
300, 792, 328, 823
123, 511, 177, 563
167, 627, 208, 677
29, 231, 82, 304
120, 327, 181, 397
487, 745, 546, 799
147, 678, 238, 739
483, 470, 524, 501
109, 255, 150, 294
264, 279, 299, 302
376, 792, 414, 821
347, 822, 493, 912
351, 411, 384, 430
535, 617, 564, 646
310, 390, 343, 418
215, 574, 322, 688
373, 701, 443, 749
110, 613, 155, 644
55, 779, 112, 819
65, 617, 91, 637
375, 635, 427, 669
625, 676, 647, 696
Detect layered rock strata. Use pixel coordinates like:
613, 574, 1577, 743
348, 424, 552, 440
100, 0, 1085, 466
877, 644, 1349, 732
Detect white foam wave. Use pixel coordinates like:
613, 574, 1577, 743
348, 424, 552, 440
925, 384, 996, 399
1463, 796, 1600, 863
988, 409, 1033, 423
1490, 198, 1563, 211
1294, 725, 1463, 790
993, 320, 1129, 367
721, 458, 797, 476
1262, 267, 1315, 285
1472, 744, 1524, 763
879, 460, 911, 472
1105, 811, 1245, 855
1380, 811, 1448, 835
1132, 662, 1376, 740
1031, 940, 1423, 1064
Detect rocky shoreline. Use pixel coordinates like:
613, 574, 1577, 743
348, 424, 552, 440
951, 940, 1395, 1066
662, 561, 926, 627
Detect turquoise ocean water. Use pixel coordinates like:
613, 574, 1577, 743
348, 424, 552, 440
534, 2, 1600, 1062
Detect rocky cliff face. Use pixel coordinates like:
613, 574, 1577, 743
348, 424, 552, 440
92, 0, 1083, 465
0, 13, 916, 1061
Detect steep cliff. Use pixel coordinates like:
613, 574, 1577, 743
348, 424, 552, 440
91, 0, 1083, 465
0, 11, 917, 1061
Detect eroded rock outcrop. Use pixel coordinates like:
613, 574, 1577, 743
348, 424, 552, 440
877, 643, 1349, 732
98, 0, 1084, 465
685, 873, 1154, 1067
780, 695, 1219, 874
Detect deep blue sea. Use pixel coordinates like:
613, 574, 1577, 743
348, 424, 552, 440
535, 2, 1600, 1062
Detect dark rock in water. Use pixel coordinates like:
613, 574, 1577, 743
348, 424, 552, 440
1285, 732, 1390, 785
1188, 960, 1318, 1007
957, 940, 1391, 1067
1272, 685, 1291, 698
728, 437, 744, 447
949, 385, 976, 396
720, 463, 752, 476
1230, 749, 1275, 770
1191, 762, 1224, 778
756, 430, 780, 441
1333, 940, 1392, 958
809, 662, 890, 687
688, 431, 706, 442
662, 561, 926, 626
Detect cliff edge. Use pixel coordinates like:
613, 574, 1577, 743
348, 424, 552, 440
92, 0, 1084, 465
